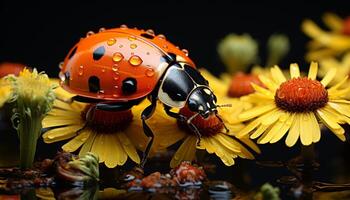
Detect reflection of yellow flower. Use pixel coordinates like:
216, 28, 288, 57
150, 101, 260, 168
42, 88, 181, 168
238, 62, 350, 147
302, 13, 350, 61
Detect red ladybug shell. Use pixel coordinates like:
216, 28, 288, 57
60, 27, 195, 101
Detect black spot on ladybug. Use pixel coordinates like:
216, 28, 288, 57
88, 76, 100, 93
93, 46, 105, 60
140, 33, 154, 39
68, 46, 77, 59
122, 78, 137, 95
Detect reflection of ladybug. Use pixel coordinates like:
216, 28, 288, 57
59, 25, 222, 166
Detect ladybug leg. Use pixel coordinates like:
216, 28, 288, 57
140, 98, 157, 168
164, 106, 202, 146
215, 113, 230, 133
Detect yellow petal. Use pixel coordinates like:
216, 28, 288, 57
237, 117, 261, 137
290, 63, 300, 78
251, 83, 275, 98
103, 134, 120, 168
309, 113, 321, 143
42, 116, 82, 128
62, 129, 91, 152
270, 114, 294, 143
308, 62, 318, 80
90, 133, 107, 163
316, 108, 343, 130
299, 113, 314, 146
42, 125, 83, 143
258, 75, 278, 92
170, 136, 197, 168
239, 136, 261, 154
323, 13, 344, 32
239, 103, 276, 121
260, 109, 283, 126
328, 102, 350, 117
328, 76, 348, 92
79, 132, 97, 157
258, 121, 285, 144
214, 134, 241, 152
117, 132, 140, 164
271, 65, 286, 84
251, 124, 269, 139
320, 67, 336, 87
285, 114, 300, 147
114, 134, 128, 166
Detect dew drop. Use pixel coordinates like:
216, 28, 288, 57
58, 62, 64, 69
130, 43, 137, 49
146, 68, 155, 77
112, 65, 119, 72
119, 44, 124, 48
146, 29, 155, 35
101, 69, 106, 73
78, 65, 84, 76
114, 85, 119, 89
277, 91, 285, 99
59, 72, 65, 82
99, 90, 105, 94
129, 55, 143, 66
86, 31, 94, 37
120, 24, 128, 29
158, 34, 166, 40
176, 46, 180, 49
99, 27, 106, 32
107, 38, 116, 46
182, 49, 189, 56
112, 52, 124, 63
128, 36, 136, 41
113, 94, 118, 97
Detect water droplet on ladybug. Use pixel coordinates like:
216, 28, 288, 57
176, 46, 180, 49
113, 94, 118, 97
182, 49, 189, 56
99, 27, 106, 32
158, 34, 166, 40
112, 65, 119, 72
146, 29, 155, 35
120, 24, 128, 29
86, 31, 94, 37
58, 62, 64, 69
129, 55, 143, 66
78, 65, 84, 76
59, 72, 65, 82
146, 68, 155, 77
99, 90, 105, 94
107, 38, 116, 46
163, 45, 168, 49
114, 85, 119, 89
101, 69, 106, 73
112, 52, 124, 63
130, 43, 137, 49
128, 36, 136, 41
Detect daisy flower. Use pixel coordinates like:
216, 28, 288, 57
238, 62, 350, 147
302, 13, 350, 61
318, 52, 350, 86
42, 88, 183, 168
149, 102, 260, 168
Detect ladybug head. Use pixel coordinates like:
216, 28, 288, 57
158, 63, 217, 119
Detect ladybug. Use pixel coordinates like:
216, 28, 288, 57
59, 25, 224, 166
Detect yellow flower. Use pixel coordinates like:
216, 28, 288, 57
6, 68, 56, 169
318, 52, 350, 85
0, 79, 11, 107
149, 101, 260, 168
302, 13, 350, 61
238, 62, 350, 147
42, 88, 182, 168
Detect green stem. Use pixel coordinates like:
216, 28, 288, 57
18, 99, 43, 169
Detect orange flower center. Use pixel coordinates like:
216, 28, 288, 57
81, 104, 133, 133
177, 106, 223, 137
227, 72, 264, 97
275, 77, 328, 112
342, 16, 350, 35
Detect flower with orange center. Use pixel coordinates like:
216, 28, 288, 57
227, 72, 264, 98
148, 104, 260, 168
318, 52, 350, 87
42, 88, 183, 168
302, 13, 350, 61
238, 62, 350, 147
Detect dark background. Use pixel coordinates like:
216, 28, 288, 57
1, 1, 350, 77
1, 1, 350, 193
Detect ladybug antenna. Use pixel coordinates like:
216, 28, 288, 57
216, 104, 232, 108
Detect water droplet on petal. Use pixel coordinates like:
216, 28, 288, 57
146, 68, 155, 77
146, 29, 155, 35
182, 49, 189, 56
107, 38, 116, 46
129, 55, 143, 66
59, 72, 65, 82
120, 24, 128, 29
86, 31, 94, 37
130, 43, 137, 49
112, 52, 124, 63
158, 34, 166, 40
